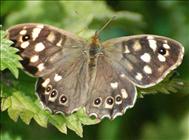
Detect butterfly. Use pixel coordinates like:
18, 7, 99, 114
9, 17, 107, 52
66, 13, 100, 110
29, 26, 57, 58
6, 23, 184, 120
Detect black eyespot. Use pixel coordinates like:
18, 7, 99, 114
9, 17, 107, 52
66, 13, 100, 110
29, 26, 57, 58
50, 90, 57, 98
46, 85, 52, 92
107, 97, 114, 105
22, 35, 30, 41
94, 98, 101, 105
116, 95, 122, 102
60, 95, 67, 103
158, 46, 166, 55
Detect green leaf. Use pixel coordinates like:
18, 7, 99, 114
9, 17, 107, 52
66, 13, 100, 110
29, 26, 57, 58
33, 111, 48, 127
1, 97, 11, 111
1, 73, 98, 137
76, 108, 100, 125
48, 114, 67, 134
0, 30, 22, 78
7, 108, 21, 122
0, 132, 22, 140
20, 110, 34, 125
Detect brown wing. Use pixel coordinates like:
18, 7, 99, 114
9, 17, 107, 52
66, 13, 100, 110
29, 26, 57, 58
102, 35, 184, 88
85, 55, 137, 119
7, 23, 89, 114
6, 23, 86, 77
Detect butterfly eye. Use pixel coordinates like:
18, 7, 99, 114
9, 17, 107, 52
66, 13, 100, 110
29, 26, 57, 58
94, 97, 102, 106
60, 95, 67, 104
22, 34, 30, 41
106, 97, 114, 105
115, 95, 122, 105
46, 85, 52, 92
50, 90, 58, 98
115, 95, 122, 102
158, 46, 166, 55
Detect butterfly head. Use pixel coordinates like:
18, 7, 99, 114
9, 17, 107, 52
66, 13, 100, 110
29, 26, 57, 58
91, 31, 101, 45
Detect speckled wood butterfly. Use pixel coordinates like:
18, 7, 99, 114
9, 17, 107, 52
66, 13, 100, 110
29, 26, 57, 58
6, 23, 184, 120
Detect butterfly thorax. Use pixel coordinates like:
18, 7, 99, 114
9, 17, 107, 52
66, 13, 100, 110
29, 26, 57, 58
88, 34, 103, 68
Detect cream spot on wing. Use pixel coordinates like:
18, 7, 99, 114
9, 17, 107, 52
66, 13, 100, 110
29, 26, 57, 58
148, 39, 157, 52
54, 74, 62, 82
110, 82, 118, 89
104, 103, 114, 109
158, 54, 166, 62
147, 36, 154, 40
140, 53, 151, 63
143, 65, 152, 74
163, 43, 170, 49
47, 32, 55, 43
19, 30, 27, 35
158, 65, 166, 73
121, 58, 134, 71
21, 41, 29, 48
32, 27, 42, 41
34, 42, 45, 52
37, 63, 45, 71
164, 40, 167, 43
127, 61, 134, 71
135, 73, 143, 81
42, 78, 50, 87
30, 55, 39, 63
120, 73, 126, 78
124, 45, 130, 53
127, 54, 138, 63
121, 89, 128, 99
37, 24, 44, 29
56, 38, 63, 47
133, 41, 142, 51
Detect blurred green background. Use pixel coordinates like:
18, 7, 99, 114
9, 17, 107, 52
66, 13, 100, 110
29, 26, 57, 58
1, 1, 189, 140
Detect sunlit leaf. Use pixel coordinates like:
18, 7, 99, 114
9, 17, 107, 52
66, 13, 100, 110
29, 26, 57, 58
0, 30, 22, 78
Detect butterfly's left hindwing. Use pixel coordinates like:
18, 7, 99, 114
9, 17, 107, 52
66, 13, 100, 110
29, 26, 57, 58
103, 35, 184, 88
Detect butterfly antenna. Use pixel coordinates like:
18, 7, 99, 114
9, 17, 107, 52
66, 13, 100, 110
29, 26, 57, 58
96, 16, 116, 36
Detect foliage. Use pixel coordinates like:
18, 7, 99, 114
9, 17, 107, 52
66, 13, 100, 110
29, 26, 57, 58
0, 1, 144, 137
0, 31, 22, 78
1, 1, 189, 140
1, 71, 99, 137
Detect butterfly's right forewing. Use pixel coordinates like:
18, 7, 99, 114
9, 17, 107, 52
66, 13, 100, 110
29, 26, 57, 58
103, 35, 184, 88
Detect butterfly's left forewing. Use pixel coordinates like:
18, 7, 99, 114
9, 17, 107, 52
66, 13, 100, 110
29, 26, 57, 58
103, 35, 184, 88
7, 23, 86, 77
